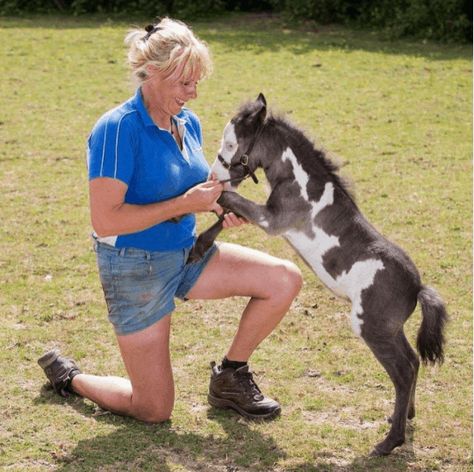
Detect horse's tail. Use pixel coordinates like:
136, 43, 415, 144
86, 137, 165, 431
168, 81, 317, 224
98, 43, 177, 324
416, 285, 448, 365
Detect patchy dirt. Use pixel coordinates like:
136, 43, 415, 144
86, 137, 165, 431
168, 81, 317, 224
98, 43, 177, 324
302, 407, 385, 430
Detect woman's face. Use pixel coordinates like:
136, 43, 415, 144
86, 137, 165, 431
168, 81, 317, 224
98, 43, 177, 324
145, 62, 200, 119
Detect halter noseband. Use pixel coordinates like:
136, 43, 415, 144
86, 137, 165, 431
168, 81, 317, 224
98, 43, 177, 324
218, 154, 258, 185
218, 125, 264, 185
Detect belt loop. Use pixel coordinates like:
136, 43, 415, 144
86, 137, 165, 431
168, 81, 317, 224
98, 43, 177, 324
119, 248, 126, 257
145, 252, 151, 261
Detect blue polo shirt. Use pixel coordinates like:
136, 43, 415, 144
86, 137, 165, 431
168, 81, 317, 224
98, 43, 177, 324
87, 88, 210, 251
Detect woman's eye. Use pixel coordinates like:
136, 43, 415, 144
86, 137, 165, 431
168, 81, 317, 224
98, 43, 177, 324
181, 80, 199, 87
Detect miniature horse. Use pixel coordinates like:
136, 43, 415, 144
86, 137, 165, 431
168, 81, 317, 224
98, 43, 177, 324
190, 93, 448, 456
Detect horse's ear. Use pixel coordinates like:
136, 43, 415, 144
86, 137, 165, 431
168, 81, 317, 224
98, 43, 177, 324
254, 93, 267, 124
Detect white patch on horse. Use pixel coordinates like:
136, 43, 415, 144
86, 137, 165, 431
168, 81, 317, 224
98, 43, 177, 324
336, 259, 385, 336
281, 147, 335, 213
211, 121, 237, 189
283, 168, 340, 296
258, 217, 270, 229
282, 147, 309, 200
314, 182, 335, 214
285, 228, 341, 295
287, 226, 385, 335
280, 145, 385, 335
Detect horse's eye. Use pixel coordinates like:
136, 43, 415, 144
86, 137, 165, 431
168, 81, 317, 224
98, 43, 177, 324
226, 143, 235, 151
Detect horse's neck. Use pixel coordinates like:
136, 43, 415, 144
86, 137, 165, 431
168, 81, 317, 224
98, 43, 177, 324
260, 125, 354, 209
261, 139, 327, 193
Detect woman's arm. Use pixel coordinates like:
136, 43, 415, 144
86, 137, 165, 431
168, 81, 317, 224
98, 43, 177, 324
89, 177, 223, 237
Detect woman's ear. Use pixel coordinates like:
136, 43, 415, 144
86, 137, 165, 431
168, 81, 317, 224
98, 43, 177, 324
145, 64, 159, 80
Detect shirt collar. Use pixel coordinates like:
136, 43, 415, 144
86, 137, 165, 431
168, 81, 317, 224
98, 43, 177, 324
134, 88, 188, 129
134, 88, 154, 127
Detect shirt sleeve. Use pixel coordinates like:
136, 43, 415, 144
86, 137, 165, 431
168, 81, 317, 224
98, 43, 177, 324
87, 111, 136, 185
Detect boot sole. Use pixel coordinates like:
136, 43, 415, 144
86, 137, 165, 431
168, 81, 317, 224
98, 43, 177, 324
38, 349, 60, 369
207, 394, 281, 421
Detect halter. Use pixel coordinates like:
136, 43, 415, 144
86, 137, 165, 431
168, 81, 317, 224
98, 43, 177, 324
217, 124, 264, 185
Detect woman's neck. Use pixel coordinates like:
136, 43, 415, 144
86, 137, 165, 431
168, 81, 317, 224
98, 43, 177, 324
141, 85, 171, 130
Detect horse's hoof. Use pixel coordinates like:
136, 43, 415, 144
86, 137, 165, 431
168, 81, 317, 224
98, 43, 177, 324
187, 253, 200, 264
370, 446, 390, 457
370, 438, 404, 457
187, 248, 204, 264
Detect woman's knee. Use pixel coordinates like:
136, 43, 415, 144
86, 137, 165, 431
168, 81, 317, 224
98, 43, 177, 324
142, 411, 172, 424
133, 400, 173, 424
130, 384, 174, 424
272, 260, 303, 300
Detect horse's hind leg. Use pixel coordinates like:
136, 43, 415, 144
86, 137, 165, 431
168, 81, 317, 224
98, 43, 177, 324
386, 333, 419, 424
362, 329, 418, 456
401, 333, 419, 420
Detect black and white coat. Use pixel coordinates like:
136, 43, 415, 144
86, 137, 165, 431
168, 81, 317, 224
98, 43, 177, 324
192, 94, 447, 456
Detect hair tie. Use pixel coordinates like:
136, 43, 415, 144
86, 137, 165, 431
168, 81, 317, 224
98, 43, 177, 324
142, 23, 162, 41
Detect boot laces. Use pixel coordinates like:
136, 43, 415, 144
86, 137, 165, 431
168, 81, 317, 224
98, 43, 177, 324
237, 371, 263, 400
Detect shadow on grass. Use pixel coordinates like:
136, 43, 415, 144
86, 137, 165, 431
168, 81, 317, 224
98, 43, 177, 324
34, 385, 286, 470
35, 385, 416, 471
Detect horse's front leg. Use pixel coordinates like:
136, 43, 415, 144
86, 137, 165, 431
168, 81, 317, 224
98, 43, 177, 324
218, 191, 292, 235
187, 216, 225, 263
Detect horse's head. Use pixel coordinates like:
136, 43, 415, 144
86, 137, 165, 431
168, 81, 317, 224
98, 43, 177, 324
211, 93, 267, 191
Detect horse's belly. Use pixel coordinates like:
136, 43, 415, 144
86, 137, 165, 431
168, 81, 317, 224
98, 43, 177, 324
284, 228, 385, 335
284, 228, 345, 296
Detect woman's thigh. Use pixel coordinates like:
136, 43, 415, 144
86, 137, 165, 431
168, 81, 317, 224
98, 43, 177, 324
116, 314, 174, 421
186, 242, 302, 300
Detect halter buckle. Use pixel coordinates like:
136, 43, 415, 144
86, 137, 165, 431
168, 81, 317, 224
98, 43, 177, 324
240, 154, 249, 166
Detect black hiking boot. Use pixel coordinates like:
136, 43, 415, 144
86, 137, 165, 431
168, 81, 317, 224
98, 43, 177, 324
38, 349, 82, 398
208, 361, 281, 420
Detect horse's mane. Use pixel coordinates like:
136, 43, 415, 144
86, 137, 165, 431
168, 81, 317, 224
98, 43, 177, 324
266, 111, 356, 201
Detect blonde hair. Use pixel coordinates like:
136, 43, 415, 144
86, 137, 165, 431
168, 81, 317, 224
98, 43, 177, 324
125, 18, 213, 86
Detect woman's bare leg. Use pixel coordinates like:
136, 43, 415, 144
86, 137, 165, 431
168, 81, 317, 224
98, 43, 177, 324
186, 243, 303, 360
71, 315, 174, 423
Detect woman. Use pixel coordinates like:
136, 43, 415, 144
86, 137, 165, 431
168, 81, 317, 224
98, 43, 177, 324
38, 18, 302, 422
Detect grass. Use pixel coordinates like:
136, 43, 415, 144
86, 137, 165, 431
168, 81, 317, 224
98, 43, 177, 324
0, 12, 472, 472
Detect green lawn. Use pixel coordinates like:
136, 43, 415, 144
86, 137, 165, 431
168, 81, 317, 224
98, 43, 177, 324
0, 13, 472, 471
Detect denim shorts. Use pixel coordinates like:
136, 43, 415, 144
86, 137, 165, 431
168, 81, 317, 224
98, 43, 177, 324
94, 241, 218, 335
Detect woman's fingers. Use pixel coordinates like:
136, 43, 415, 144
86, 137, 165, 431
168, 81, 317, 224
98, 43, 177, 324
211, 203, 224, 216
222, 212, 248, 228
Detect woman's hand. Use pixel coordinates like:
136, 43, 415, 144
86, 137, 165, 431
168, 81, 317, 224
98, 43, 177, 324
182, 180, 223, 213
207, 175, 247, 229
220, 212, 248, 229
212, 204, 247, 229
